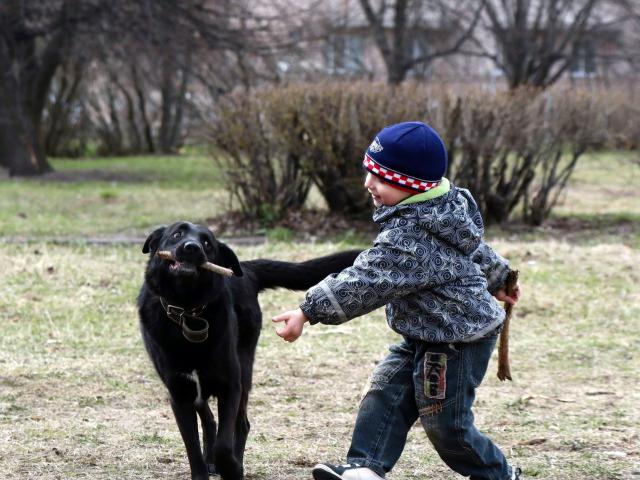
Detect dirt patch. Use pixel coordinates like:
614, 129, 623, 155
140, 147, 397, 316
501, 215, 640, 245
207, 209, 378, 241
209, 209, 640, 245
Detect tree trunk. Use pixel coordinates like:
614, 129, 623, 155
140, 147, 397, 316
131, 64, 155, 153
0, 66, 53, 176
158, 59, 174, 153
0, 122, 51, 176
0, 4, 71, 176
158, 62, 190, 154
386, 58, 408, 85
169, 63, 190, 150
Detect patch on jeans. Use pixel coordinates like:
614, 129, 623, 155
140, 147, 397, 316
424, 352, 447, 400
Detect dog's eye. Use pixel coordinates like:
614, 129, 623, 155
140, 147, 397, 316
203, 240, 211, 249
173, 231, 183, 239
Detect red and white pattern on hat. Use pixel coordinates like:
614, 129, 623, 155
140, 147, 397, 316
363, 154, 441, 192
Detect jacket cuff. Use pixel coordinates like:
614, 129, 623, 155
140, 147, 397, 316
300, 300, 320, 325
488, 264, 511, 295
299, 280, 349, 325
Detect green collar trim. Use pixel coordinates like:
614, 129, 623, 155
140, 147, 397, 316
399, 178, 450, 205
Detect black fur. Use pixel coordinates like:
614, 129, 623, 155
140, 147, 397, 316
137, 221, 360, 480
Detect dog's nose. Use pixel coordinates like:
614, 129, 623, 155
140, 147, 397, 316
183, 242, 201, 254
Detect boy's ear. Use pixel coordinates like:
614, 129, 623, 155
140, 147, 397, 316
142, 226, 167, 254
217, 242, 243, 277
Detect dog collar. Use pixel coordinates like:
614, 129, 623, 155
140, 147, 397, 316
160, 297, 209, 343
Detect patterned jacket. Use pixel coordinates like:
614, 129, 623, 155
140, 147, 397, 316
299, 186, 509, 343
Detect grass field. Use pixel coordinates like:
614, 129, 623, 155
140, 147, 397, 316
1, 151, 639, 479
0, 155, 226, 238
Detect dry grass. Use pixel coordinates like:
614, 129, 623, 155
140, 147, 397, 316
1, 238, 638, 480
1, 150, 638, 479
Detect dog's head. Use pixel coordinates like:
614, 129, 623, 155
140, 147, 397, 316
142, 221, 242, 304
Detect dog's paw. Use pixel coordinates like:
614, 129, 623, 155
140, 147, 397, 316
213, 446, 243, 480
207, 463, 218, 476
217, 464, 243, 480
192, 471, 211, 480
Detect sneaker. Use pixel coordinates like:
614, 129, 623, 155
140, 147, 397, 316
312, 462, 384, 480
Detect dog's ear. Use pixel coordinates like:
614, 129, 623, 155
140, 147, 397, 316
217, 242, 243, 277
142, 226, 167, 254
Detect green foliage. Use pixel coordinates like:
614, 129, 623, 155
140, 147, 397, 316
266, 226, 295, 243
0, 155, 224, 238
99, 189, 118, 201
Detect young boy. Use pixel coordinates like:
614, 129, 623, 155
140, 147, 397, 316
273, 121, 522, 480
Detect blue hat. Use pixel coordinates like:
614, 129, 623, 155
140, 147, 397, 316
363, 121, 447, 192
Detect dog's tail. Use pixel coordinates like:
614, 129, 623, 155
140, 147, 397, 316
244, 250, 362, 292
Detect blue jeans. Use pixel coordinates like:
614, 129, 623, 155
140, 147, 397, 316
346, 335, 511, 480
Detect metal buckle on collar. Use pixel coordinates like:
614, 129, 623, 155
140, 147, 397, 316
160, 298, 209, 343
164, 304, 185, 324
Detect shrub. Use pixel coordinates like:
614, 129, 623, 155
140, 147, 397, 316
443, 87, 607, 225
208, 82, 635, 225
597, 87, 640, 151
207, 92, 311, 223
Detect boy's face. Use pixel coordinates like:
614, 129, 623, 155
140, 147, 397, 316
364, 172, 413, 207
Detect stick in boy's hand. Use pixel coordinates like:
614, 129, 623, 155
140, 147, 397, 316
272, 308, 309, 342
497, 270, 520, 381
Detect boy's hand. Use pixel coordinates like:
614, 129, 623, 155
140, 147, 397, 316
272, 308, 309, 342
494, 282, 521, 306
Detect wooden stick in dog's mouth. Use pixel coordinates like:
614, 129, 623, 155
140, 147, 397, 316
156, 250, 234, 277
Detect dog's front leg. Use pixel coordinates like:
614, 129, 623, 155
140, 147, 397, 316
214, 384, 244, 480
171, 399, 209, 480
196, 402, 218, 475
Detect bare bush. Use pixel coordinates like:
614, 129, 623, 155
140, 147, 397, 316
599, 87, 640, 150
441, 88, 607, 224
207, 92, 311, 223
209, 83, 435, 219
523, 90, 608, 225
42, 59, 91, 157
208, 82, 635, 225
274, 83, 422, 216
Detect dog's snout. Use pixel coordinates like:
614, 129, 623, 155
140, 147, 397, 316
183, 241, 201, 254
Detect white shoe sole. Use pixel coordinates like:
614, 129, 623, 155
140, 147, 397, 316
312, 463, 385, 480
312, 464, 343, 480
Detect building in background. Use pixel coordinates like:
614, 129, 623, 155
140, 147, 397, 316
272, 0, 639, 88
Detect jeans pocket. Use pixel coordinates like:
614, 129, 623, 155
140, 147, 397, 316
361, 343, 414, 401
371, 354, 412, 385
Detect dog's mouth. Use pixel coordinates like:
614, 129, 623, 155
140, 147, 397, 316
156, 250, 234, 277
167, 259, 199, 275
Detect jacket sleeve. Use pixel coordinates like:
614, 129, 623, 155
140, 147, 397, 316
299, 242, 428, 325
472, 241, 510, 294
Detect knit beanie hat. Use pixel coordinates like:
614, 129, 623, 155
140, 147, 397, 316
363, 121, 448, 192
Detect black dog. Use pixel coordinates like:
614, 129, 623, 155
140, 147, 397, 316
137, 221, 360, 480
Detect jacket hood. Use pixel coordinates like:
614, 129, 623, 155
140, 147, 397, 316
373, 186, 484, 255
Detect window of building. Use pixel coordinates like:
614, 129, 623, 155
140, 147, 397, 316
324, 33, 364, 74
571, 38, 596, 77
406, 33, 432, 77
